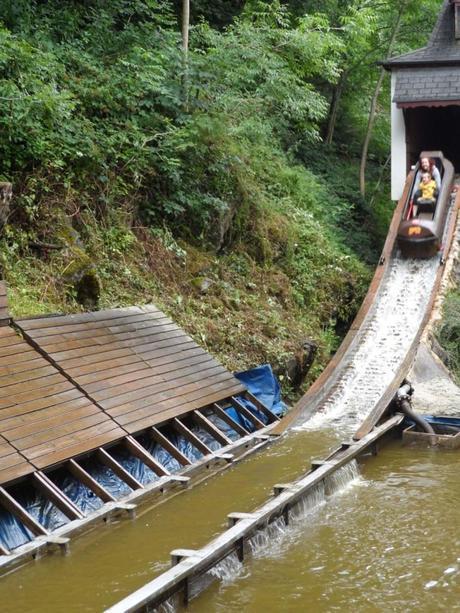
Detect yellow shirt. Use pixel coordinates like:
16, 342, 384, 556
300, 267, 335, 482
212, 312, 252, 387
419, 179, 436, 200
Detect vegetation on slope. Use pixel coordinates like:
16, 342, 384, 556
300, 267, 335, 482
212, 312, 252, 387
0, 0, 441, 396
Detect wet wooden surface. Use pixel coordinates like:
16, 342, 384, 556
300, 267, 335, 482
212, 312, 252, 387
0, 283, 8, 326
0, 326, 124, 479
18, 306, 245, 439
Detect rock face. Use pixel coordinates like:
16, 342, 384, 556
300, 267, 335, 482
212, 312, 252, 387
0, 182, 12, 228
278, 339, 318, 388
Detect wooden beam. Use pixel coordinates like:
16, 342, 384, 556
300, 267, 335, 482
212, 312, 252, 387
229, 397, 265, 430
243, 391, 280, 423
150, 428, 191, 467
67, 459, 115, 503
125, 436, 170, 477
212, 404, 249, 437
172, 418, 213, 456
0, 486, 48, 537
192, 410, 232, 446
0, 542, 9, 556
96, 448, 144, 491
32, 472, 84, 521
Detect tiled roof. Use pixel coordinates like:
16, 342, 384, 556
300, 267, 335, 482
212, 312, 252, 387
393, 65, 460, 103
385, 0, 460, 68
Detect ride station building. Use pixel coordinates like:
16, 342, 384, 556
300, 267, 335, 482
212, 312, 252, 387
384, 0, 460, 199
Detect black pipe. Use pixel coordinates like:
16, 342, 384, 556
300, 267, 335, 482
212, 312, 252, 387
399, 399, 436, 434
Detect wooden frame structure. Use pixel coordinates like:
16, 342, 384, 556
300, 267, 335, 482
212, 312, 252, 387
0, 300, 280, 566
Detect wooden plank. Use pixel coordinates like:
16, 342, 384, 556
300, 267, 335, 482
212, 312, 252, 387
18, 306, 145, 330
96, 448, 143, 491
124, 436, 169, 477
23, 312, 167, 339
24, 421, 123, 461
192, 410, 232, 446
244, 391, 280, 423
44, 315, 172, 342
229, 397, 265, 430
171, 418, 213, 456
2, 402, 96, 442
32, 429, 124, 469
115, 381, 246, 432
67, 459, 115, 503
150, 428, 191, 466
85, 355, 218, 396
32, 472, 84, 520
99, 366, 231, 409
0, 542, 9, 556
212, 404, 250, 437
41, 325, 180, 355
0, 486, 48, 536
0, 388, 82, 421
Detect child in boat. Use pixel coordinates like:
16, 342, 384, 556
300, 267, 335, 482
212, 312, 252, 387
413, 171, 438, 216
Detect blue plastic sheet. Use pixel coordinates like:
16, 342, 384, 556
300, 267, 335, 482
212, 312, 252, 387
235, 364, 286, 417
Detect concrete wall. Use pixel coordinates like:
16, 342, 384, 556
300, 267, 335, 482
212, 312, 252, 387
391, 72, 407, 201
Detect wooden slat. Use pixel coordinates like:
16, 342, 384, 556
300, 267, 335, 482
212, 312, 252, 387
67, 459, 115, 503
171, 418, 213, 456
244, 391, 280, 423
192, 410, 232, 446
124, 436, 169, 477
96, 447, 143, 491
212, 403, 250, 437
0, 281, 8, 325
32, 472, 84, 520
150, 428, 191, 466
0, 486, 48, 536
229, 397, 265, 430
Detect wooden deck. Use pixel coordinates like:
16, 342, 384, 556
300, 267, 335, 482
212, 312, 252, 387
0, 283, 8, 326
0, 326, 125, 478
18, 306, 245, 434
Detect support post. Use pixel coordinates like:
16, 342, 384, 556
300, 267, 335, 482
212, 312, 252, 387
125, 436, 170, 477
67, 459, 115, 503
229, 397, 265, 430
172, 418, 213, 456
192, 410, 232, 446
96, 448, 144, 491
150, 427, 192, 466
0, 486, 48, 537
212, 403, 249, 437
33, 472, 84, 521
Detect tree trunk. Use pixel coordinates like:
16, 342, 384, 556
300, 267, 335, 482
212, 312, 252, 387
182, 0, 190, 56
325, 71, 347, 146
182, 0, 190, 108
359, 5, 406, 197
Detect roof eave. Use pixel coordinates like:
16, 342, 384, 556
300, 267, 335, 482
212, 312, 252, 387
380, 57, 460, 70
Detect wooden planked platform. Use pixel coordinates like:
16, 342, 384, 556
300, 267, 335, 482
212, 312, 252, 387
18, 305, 246, 435
0, 327, 125, 478
0, 283, 8, 326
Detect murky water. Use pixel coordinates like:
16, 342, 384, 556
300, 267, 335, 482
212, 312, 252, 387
1, 428, 459, 612
188, 442, 460, 613
0, 429, 337, 612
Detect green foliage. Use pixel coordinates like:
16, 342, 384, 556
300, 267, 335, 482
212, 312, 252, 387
435, 290, 460, 383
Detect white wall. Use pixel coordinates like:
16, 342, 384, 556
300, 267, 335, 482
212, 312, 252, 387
390, 72, 407, 201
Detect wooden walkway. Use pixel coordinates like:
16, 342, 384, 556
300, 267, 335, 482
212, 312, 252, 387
18, 305, 246, 435
0, 326, 125, 478
0, 283, 8, 326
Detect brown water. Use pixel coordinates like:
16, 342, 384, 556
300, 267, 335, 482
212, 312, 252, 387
189, 441, 460, 613
0, 430, 337, 612
1, 430, 459, 612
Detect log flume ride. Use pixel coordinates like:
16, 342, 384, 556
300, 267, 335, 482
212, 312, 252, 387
107, 158, 460, 611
